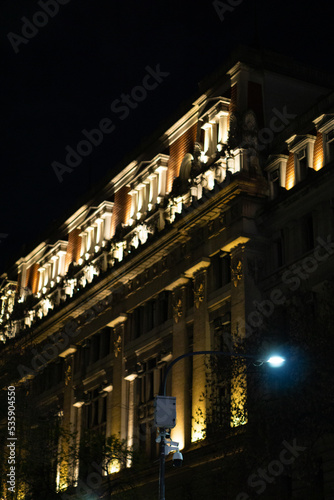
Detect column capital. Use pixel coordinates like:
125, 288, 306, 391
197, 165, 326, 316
107, 313, 127, 328
184, 257, 210, 278
221, 237, 249, 254
165, 276, 189, 291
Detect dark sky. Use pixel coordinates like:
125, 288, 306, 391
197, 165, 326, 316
0, 0, 333, 274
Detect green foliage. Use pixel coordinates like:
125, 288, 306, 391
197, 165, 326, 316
192, 280, 334, 498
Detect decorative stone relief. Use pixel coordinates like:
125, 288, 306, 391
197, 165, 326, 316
242, 109, 258, 150
219, 210, 226, 226
172, 289, 183, 323
194, 275, 205, 309
231, 260, 243, 287
65, 364, 72, 386
114, 333, 122, 357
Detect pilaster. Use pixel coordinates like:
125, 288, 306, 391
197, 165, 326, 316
228, 239, 265, 427
108, 315, 127, 440
184, 258, 211, 442
171, 283, 189, 450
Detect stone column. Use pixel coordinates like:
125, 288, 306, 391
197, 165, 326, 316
229, 243, 248, 427
108, 315, 127, 441
191, 268, 211, 442
228, 239, 265, 428
58, 349, 76, 489
126, 378, 135, 464
171, 283, 189, 450
182, 258, 211, 443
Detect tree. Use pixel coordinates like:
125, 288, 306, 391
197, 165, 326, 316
191, 279, 334, 499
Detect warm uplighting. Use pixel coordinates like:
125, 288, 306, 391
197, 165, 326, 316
191, 423, 205, 443
172, 428, 185, 451
230, 360, 248, 428
108, 459, 121, 474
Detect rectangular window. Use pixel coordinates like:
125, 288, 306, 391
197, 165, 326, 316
101, 396, 107, 423
211, 252, 231, 291
221, 253, 231, 285
327, 129, 334, 163
101, 328, 111, 357
145, 301, 155, 332
91, 334, 101, 363
269, 168, 280, 198
85, 390, 107, 432
158, 291, 170, 323
296, 148, 308, 181
56, 360, 64, 382
93, 399, 99, 427
139, 375, 146, 404
147, 371, 154, 401
212, 253, 222, 290
135, 307, 144, 338
87, 404, 92, 429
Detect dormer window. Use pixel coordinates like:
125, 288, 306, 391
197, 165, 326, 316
314, 114, 334, 166
296, 147, 307, 181
286, 135, 316, 185
326, 129, 334, 162
128, 154, 169, 225
37, 241, 68, 292
269, 168, 280, 198
79, 201, 113, 259
265, 155, 288, 199
199, 99, 230, 158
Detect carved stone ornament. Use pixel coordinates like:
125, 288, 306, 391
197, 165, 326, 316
231, 260, 243, 287
65, 364, 72, 386
194, 278, 205, 309
114, 333, 122, 357
242, 109, 258, 150
172, 291, 183, 323
219, 210, 226, 226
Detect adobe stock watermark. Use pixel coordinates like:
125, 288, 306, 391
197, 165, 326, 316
7, 0, 72, 54
51, 64, 170, 183
60, 421, 154, 498
236, 439, 306, 499
256, 106, 297, 151
282, 235, 334, 291
61, 462, 104, 500
17, 293, 114, 381
213, 0, 243, 22
240, 106, 297, 153
222, 234, 334, 351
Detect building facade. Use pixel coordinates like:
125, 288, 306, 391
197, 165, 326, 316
1, 47, 334, 499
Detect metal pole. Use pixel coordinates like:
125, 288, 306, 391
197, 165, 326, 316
159, 429, 166, 500
158, 350, 265, 499
161, 350, 260, 396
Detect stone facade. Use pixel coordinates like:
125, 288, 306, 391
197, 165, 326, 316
1, 47, 334, 499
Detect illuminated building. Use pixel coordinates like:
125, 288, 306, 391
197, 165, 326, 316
1, 47, 334, 499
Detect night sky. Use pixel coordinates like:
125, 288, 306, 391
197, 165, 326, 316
0, 0, 333, 275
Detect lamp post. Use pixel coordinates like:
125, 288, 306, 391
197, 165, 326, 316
155, 350, 285, 500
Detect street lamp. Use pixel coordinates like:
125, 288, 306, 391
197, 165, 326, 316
155, 350, 285, 500
267, 355, 285, 367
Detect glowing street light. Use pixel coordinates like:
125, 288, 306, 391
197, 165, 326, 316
267, 355, 286, 367
156, 350, 286, 500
